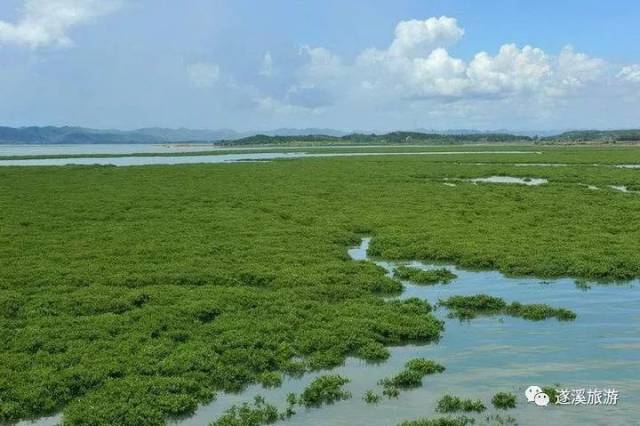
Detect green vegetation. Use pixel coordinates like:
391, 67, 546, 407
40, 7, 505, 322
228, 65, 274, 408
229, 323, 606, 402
403, 358, 447, 375
483, 414, 518, 425
363, 389, 381, 404
1, 125, 639, 147
435, 395, 486, 413
257, 372, 282, 388
545, 129, 640, 143
284, 393, 297, 417
219, 131, 533, 146
439, 294, 506, 318
506, 302, 576, 321
542, 386, 559, 403
383, 385, 401, 399
210, 396, 279, 426
299, 375, 351, 407
379, 359, 445, 396
395, 266, 457, 285
2, 148, 640, 424
398, 416, 475, 426
439, 295, 576, 321
357, 341, 391, 362
491, 393, 517, 410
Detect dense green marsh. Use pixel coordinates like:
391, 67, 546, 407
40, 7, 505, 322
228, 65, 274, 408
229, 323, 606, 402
1, 147, 640, 424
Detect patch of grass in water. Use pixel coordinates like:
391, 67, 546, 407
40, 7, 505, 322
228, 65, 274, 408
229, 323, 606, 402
491, 392, 517, 410
542, 386, 559, 403
395, 266, 457, 285
379, 358, 445, 397
363, 389, 381, 404
440, 295, 576, 321
435, 394, 486, 413
575, 279, 592, 291
398, 416, 475, 426
484, 414, 518, 425
506, 302, 576, 321
383, 385, 401, 399
210, 395, 279, 426
299, 375, 351, 407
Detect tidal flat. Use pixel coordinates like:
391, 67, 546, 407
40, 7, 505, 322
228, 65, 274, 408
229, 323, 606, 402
1, 147, 640, 425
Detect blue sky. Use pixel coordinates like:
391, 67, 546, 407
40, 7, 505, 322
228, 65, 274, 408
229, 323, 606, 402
1, 0, 639, 131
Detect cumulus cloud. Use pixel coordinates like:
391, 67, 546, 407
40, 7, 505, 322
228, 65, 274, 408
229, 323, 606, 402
466, 44, 551, 95
0, 0, 121, 48
617, 65, 640, 83
388, 16, 464, 58
551, 46, 605, 93
187, 62, 221, 88
293, 17, 609, 103
243, 15, 629, 127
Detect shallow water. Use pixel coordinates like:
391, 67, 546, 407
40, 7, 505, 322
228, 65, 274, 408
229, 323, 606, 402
0, 144, 222, 156
470, 176, 548, 186
0, 150, 539, 167
609, 185, 637, 194
14, 414, 62, 426
172, 238, 640, 426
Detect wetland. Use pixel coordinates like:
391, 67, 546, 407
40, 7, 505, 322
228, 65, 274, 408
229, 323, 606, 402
1, 146, 640, 425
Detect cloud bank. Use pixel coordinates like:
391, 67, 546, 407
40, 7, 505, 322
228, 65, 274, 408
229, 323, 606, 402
290, 17, 608, 105
0, 0, 121, 48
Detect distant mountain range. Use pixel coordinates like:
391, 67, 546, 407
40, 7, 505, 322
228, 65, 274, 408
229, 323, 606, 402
0, 125, 638, 145
0, 126, 347, 144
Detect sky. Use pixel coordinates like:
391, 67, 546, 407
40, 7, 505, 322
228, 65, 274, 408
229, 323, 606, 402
1, 0, 639, 132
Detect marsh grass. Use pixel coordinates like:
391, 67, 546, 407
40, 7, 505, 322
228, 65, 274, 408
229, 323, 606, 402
395, 266, 457, 285
2, 149, 640, 424
257, 372, 283, 388
299, 375, 351, 407
398, 416, 475, 426
435, 394, 486, 413
491, 392, 517, 410
483, 414, 518, 425
378, 359, 445, 397
363, 390, 381, 404
542, 386, 559, 403
440, 295, 576, 321
209, 396, 279, 426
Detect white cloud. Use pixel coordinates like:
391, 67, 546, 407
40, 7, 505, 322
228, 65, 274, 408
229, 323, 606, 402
466, 44, 551, 95
248, 15, 626, 127
551, 46, 605, 94
187, 62, 220, 88
0, 0, 121, 48
259, 51, 274, 77
408, 48, 469, 97
388, 16, 464, 58
306, 18, 608, 103
617, 65, 640, 83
